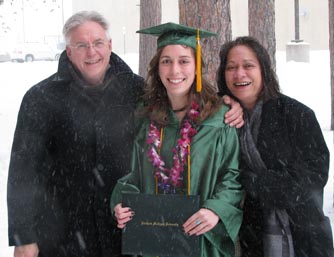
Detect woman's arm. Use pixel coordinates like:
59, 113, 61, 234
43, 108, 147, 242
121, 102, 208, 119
222, 95, 244, 128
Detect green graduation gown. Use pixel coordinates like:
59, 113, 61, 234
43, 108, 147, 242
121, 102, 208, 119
110, 105, 243, 257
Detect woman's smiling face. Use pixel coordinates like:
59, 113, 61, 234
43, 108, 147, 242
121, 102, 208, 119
158, 44, 196, 101
225, 45, 263, 110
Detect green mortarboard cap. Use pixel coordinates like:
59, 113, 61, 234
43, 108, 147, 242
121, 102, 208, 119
136, 22, 217, 49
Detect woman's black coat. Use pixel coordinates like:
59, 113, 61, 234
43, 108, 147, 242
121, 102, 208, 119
239, 94, 333, 257
7, 51, 143, 257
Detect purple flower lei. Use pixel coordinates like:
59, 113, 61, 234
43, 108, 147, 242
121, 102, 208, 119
146, 102, 200, 193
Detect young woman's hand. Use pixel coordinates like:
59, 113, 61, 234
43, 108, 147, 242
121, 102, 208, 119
183, 208, 219, 236
223, 95, 244, 128
114, 203, 134, 229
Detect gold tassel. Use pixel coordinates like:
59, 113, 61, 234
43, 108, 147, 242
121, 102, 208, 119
196, 29, 202, 92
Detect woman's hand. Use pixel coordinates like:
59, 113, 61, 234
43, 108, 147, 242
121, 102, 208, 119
183, 208, 219, 236
114, 203, 134, 229
223, 95, 244, 128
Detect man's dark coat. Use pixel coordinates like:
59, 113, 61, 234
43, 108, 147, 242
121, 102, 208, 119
7, 51, 143, 257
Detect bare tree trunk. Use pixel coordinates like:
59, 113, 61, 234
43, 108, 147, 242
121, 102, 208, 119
329, 0, 334, 208
329, 0, 334, 131
138, 0, 161, 78
248, 0, 276, 69
179, 0, 231, 84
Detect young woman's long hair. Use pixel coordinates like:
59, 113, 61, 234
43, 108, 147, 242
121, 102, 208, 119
140, 45, 222, 125
216, 36, 280, 103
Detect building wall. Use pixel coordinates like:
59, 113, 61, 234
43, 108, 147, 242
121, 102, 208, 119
230, 0, 248, 39
276, 0, 329, 50
71, 0, 329, 53
72, 0, 140, 55
230, 0, 329, 50
72, 0, 179, 55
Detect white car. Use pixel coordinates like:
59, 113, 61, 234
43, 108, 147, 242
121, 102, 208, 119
0, 50, 11, 62
11, 43, 62, 62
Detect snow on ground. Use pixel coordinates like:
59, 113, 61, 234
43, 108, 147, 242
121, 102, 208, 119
0, 51, 333, 256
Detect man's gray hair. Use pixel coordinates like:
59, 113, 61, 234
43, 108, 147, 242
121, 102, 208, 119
63, 10, 110, 45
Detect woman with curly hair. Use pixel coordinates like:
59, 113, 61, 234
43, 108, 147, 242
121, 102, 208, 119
110, 23, 243, 257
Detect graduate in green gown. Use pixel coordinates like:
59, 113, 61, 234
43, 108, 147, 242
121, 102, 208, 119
110, 22, 243, 257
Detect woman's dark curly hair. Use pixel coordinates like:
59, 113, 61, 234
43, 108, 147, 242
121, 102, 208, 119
140, 45, 222, 125
216, 36, 280, 103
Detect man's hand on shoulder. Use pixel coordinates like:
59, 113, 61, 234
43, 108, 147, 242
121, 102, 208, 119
14, 243, 39, 257
222, 95, 244, 128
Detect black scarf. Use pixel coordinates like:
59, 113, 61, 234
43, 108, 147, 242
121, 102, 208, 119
68, 62, 113, 105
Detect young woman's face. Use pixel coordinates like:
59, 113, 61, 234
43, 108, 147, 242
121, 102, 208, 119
224, 45, 263, 110
66, 21, 112, 86
158, 44, 196, 101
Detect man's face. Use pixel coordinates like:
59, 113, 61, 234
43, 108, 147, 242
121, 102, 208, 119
66, 21, 112, 86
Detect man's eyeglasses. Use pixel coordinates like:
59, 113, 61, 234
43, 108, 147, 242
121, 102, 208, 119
70, 40, 107, 52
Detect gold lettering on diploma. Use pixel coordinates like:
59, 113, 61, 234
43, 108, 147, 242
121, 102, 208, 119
140, 221, 179, 227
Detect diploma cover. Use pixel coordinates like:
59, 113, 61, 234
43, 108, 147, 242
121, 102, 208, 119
121, 193, 200, 257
